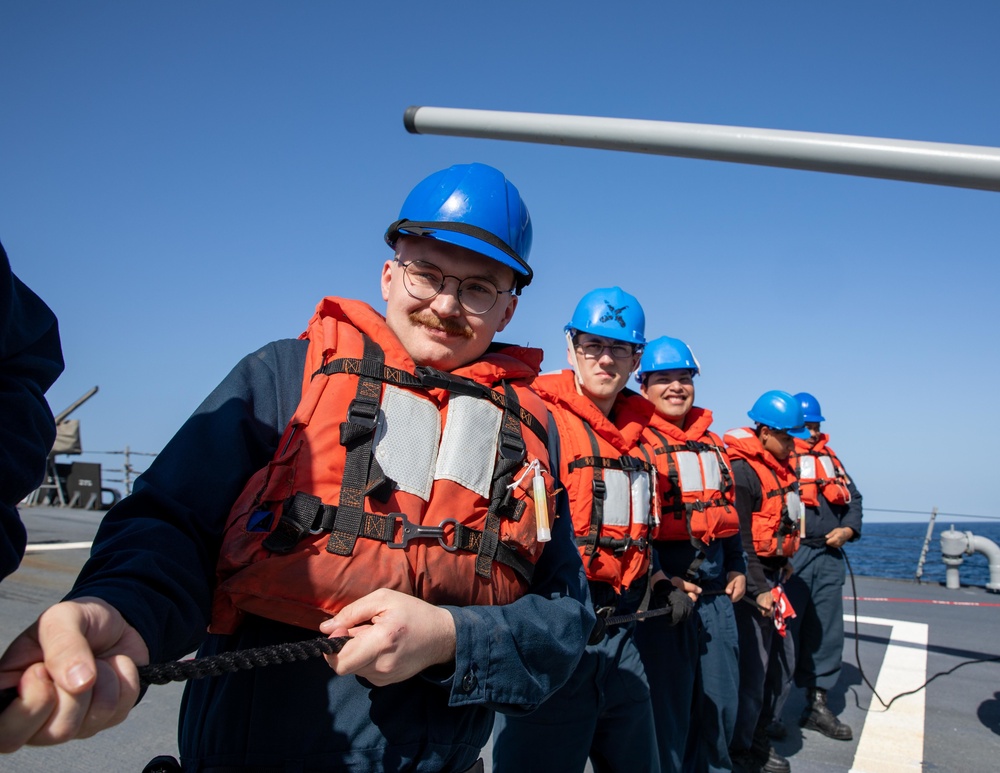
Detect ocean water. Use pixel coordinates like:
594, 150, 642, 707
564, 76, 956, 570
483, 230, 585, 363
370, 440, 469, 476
844, 519, 1000, 588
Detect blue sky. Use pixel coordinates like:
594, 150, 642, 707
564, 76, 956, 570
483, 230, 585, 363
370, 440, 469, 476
3, 2, 998, 523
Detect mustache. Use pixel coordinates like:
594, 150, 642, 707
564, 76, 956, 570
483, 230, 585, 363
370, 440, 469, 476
409, 311, 474, 339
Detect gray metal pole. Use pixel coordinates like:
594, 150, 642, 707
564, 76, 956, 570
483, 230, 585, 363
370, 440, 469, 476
404, 106, 1000, 192
915, 507, 938, 582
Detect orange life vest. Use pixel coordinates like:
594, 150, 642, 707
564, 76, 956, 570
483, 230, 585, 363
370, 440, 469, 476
641, 407, 739, 545
210, 297, 555, 634
723, 427, 802, 558
535, 370, 655, 593
792, 435, 852, 507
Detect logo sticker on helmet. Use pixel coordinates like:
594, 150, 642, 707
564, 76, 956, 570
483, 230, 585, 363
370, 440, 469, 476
599, 303, 629, 328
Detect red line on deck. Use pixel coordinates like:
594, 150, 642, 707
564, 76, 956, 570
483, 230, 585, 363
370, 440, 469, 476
845, 595, 1000, 607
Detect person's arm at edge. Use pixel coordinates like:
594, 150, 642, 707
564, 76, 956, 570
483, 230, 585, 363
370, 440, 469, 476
0, 242, 65, 580
63, 340, 305, 664
733, 460, 768, 598
841, 475, 863, 541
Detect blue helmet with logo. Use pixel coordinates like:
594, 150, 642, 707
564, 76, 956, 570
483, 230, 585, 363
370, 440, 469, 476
565, 286, 646, 346
794, 392, 826, 423
385, 163, 533, 291
635, 335, 700, 383
748, 390, 806, 432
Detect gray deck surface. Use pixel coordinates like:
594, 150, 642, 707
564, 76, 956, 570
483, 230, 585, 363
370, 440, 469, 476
3, 506, 999, 771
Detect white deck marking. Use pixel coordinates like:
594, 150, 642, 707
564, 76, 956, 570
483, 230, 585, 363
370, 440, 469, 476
848, 615, 928, 773
25, 542, 93, 552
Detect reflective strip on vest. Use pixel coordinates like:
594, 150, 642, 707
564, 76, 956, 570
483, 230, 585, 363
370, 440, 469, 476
436, 393, 503, 499
786, 490, 804, 521
374, 387, 505, 502
726, 428, 753, 439
818, 455, 837, 478
599, 468, 652, 527
675, 450, 723, 493
374, 384, 441, 500
798, 455, 817, 480
632, 471, 652, 526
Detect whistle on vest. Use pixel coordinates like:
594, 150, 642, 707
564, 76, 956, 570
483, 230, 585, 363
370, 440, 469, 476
509, 458, 551, 542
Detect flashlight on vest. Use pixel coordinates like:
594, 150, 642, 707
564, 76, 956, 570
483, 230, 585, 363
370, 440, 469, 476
534, 467, 551, 542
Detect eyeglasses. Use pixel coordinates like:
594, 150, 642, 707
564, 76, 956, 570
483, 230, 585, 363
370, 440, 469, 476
396, 259, 513, 315
575, 339, 637, 360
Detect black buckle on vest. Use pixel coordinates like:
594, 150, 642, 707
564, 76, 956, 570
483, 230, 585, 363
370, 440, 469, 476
345, 398, 379, 431
415, 366, 486, 398
499, 429, 526, 461
618, 455, 643, 471
618, 535, 648, 555
592, 478, 607, 499
387, 513, 459, 552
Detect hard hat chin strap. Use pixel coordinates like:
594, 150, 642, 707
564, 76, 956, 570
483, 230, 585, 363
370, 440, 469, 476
566, 330, 585, 392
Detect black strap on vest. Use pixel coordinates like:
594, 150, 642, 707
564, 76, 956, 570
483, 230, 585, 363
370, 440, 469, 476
795, 450, 849, 486
570, 423, 652, 563
315, 359, 549, 450
643, 428, 706, 579
264, 492, 535, 584
764, 467, 800, 556
477, 381, 528, 578
327, 334, 386, 556
265, 338, 539, 583
416, 365, 548, 450
648, 428, 733, 519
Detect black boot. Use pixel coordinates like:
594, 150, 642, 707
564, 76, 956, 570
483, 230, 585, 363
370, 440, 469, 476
800, 687, 853, 740
752, 727, 791, 773
766, 719, 788, 740
730, 748, 763, 773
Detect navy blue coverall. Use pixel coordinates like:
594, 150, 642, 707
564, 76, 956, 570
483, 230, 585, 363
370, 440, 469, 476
729, 459, 790, 757
492, 384, 659, 773
65, 337, 594, 772
785, 469, 862, 692
0, 239, 64, 581
635, 535, 746, 773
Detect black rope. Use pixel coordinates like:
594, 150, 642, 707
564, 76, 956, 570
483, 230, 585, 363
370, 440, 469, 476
605, 588, 729, 626
604, 606, 676, 626
138, 636, 350, 685
0, 637, 350, 711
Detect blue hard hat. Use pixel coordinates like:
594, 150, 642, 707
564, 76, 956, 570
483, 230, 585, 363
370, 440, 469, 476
565, 287, 646, 346
747, 390, 806, 432
794, 392, 826, 424
385, 163, 533, 290
635, 335, 700, 383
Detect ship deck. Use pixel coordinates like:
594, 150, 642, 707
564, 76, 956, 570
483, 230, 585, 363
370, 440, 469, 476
3, 506, 999, 772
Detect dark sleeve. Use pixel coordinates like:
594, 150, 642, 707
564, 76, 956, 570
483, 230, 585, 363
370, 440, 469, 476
0, 240, 65, 580
65, 339, 307, 663
446, 479, 593, 715
720, 532, 747, 576
445, 410, 594, 714
842, 474, 863, 541
732, 459, 768, 596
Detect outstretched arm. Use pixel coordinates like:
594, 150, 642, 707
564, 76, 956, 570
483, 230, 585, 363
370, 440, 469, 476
0, 598, 147, 751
